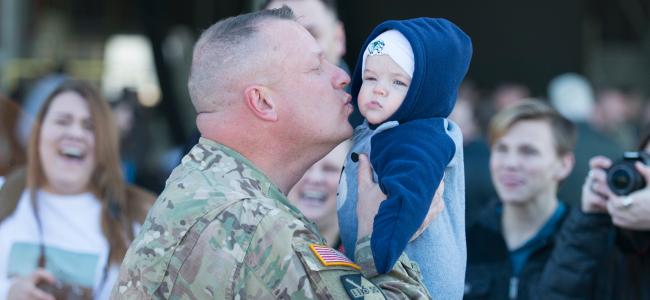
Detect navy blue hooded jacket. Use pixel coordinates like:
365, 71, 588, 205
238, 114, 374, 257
349, 18, 472, 273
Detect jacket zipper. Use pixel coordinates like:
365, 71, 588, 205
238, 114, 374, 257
509, 277, 519, 300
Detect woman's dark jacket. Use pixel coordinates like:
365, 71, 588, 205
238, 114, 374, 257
539, 208, 650, 300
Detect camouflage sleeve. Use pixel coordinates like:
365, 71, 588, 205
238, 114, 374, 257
354, 235, 432, 299
244, 209, 431, 299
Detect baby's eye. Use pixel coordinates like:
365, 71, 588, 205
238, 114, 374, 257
364, 76, 377, 81
393, 80, 408, 87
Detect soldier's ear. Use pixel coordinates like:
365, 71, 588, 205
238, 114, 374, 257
243, 85, 278, 122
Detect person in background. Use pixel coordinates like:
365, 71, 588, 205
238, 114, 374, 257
464, 100, 576, 300
450, 82, 498, 227
287, 140, 350, 251
539, 131, 650, 300
0, 96, 26, 185
111, 88, 151, 184
0, 81, 155, 300
591, 86, 639, 150
491, 82, 530, 112
548, 73, 623, 207
547, 73, 622, 208
263, 0, 345, 66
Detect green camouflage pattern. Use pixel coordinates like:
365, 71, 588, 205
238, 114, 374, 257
111, 138, 431, 299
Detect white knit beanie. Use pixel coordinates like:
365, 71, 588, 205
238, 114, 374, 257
362, 29, 414, 77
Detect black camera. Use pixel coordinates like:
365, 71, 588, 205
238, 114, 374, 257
606, 151, 650, 196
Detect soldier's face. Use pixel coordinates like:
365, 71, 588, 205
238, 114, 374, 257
264, 20, 353, 145
288, 141, 348, 224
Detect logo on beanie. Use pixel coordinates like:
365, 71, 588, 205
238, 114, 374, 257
368, 40, 385, 55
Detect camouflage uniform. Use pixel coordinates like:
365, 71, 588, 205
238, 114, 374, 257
111, 138, 430, 299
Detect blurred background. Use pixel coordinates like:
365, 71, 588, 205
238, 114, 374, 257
1, 0, 649, 200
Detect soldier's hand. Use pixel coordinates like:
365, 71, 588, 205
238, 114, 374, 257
7, 269, 56, 300
410, 181, 445, 242
356, 153, 386, 240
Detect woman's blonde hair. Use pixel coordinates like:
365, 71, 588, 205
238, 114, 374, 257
26, 80, 131, 263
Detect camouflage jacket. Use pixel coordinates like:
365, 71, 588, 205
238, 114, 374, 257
111, 138, 430, 299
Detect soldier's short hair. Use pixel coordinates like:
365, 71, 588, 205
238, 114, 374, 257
488, 99, 576, 156
188, 6, 295, 112
259, 0, 338, 18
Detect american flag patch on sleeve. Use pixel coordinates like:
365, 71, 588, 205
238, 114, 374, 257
309, 244, 361, 270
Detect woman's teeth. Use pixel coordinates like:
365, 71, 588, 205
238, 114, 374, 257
301, 190, 326, 203
60, 146, 85, 159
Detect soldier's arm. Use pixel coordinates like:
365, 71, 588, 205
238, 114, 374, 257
246, 208, 430, 299
288, 231, 430, 299
353, 235, 431, 298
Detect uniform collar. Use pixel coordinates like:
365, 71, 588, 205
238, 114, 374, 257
195, 138, 302, 216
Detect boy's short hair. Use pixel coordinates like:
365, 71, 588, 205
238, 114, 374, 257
488, 99, 576, 156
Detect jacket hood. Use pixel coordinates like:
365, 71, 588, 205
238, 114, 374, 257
351, 18, 473, 124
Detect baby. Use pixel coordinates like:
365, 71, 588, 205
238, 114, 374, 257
337, 18, 472, 298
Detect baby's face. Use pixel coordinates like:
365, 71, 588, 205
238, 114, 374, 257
358, 54, 411, 124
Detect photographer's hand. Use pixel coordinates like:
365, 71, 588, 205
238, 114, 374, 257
606, 162, 650, 230
582, 156, 612, 214
7, 269, 55, 300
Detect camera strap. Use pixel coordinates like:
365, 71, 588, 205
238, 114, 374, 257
30, 190, 111, 299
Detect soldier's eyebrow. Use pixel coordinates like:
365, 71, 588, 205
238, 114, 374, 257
305, 50, 325, 72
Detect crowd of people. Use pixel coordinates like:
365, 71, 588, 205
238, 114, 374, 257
0, 1, 649, 299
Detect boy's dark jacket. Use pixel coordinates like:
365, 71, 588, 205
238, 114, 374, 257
464, 201, 570, 300
349, 18, 472, 272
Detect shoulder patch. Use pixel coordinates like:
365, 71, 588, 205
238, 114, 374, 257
340, 274, 385, 299
309, 244, 361, 270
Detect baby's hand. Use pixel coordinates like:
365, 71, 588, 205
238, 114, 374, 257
410, 181, 445, 242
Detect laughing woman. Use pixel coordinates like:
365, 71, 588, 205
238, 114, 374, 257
0, 81, 155, 300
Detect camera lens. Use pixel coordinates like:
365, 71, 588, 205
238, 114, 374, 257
607, 162, 646, 196
610, 169, 631, 190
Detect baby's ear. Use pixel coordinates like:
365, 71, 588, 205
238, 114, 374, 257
243, 85, 278, 121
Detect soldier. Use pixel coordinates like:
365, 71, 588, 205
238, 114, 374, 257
111, 6, 431, 299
